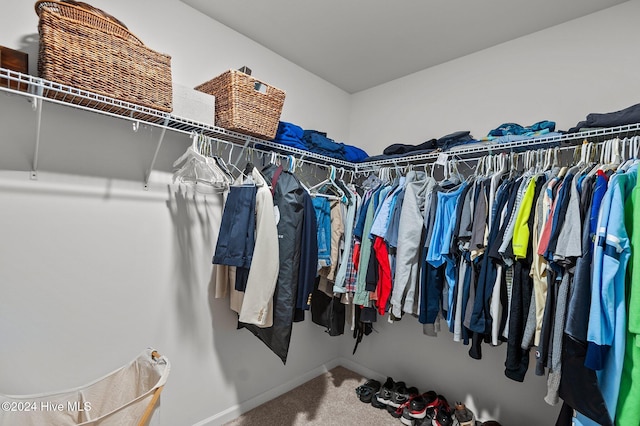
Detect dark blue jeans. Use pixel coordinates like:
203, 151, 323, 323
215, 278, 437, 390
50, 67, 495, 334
312, 197, 332, 267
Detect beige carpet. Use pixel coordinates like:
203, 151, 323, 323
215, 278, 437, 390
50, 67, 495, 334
224, 366, 400, 426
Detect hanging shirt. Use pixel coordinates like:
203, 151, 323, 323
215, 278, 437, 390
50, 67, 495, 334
587, 166, 637, 420
370, 177, 405, 239
313, 197, 332, 268
354, 186, 386, 306
333, 187, 360, 293
390, 176, 433, 318
498, 176, 531, 264
426, 182, 468, 327
511, 175, 539, 260
616, 167, 640, 425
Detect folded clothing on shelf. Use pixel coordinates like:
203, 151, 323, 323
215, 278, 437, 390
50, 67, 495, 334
273, 121, 308, 151
436, 130, 477, 151
487, 120, 556, 137
263, 121, 370, 162
383, 139, 437, 155
568, 102, 640, 133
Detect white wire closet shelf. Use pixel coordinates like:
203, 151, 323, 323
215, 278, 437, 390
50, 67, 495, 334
2, 67, 640, 176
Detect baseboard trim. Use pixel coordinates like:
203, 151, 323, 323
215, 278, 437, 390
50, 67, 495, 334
333, 356, 386, 383
192, 358, 343, 426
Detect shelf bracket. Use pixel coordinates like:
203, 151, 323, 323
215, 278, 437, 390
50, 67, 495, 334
143, 117, 170, 190
232, 137, 252, 170
31, 97, 43, 180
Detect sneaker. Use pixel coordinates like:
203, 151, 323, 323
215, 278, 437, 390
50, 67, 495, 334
355, 379, 381, 403
433, 409, 454, 426
412, 394, 452, 426
453, 402, 475, 426
370, 391, 387, 409
431, 396, 453, 426
400, 391, 438, 425
376, 377, 396, 406
387, 383, 419, 417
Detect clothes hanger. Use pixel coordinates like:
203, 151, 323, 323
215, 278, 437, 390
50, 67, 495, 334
450, 158, 464, 183
309, 165, 347, 202
617, 137, 639, 172
597, 137, 622, 173
172, 133, 231, 192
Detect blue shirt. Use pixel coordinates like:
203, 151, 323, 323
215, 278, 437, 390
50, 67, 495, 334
587, 166, 637, 419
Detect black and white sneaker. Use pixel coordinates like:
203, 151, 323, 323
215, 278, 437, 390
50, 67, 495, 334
388, 384, 419, 417
371, 391, 387, 409
376, 377, 396, 406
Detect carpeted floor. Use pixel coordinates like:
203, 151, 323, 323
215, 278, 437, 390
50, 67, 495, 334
224, 366, 400, 425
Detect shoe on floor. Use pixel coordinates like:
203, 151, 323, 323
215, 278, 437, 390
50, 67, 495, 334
371, 391, 387, 409
400, 390, 438, 425
355, 379, 381, 403
453, 402, 475, 426
376, 377, 396, 406
412, 394, 452, 426
431, 395, 453, 426
387, 382, 420, 418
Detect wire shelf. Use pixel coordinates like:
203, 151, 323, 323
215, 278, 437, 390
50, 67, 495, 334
0, 68, 355, 169
3, 67, 640, 175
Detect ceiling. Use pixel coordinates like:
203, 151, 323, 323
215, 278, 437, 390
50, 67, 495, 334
182, 0, 628, 94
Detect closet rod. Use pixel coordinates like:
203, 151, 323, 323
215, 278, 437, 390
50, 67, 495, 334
204, 135, 354, 178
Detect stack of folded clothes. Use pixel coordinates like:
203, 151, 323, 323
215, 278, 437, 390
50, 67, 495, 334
482, 120, 562, 143
363, 131, 479, 162
272, 121, 308, 151
268, 121, 369, 162
568, 103, 640, 133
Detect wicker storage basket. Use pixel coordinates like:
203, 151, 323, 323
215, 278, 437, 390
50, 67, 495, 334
195, 69, 285, 140
35, 0, 173, 112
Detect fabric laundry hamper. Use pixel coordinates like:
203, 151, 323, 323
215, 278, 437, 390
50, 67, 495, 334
195, 69, 285, 140
34, 0, 173, 113
0, 348, 170, 426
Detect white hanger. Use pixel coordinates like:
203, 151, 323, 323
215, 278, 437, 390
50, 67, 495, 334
172, 133, 231, 192
309, 165, 347, 203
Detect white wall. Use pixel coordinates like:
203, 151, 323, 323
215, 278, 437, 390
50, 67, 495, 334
341, 2, 640, 424
0, 1, 350, 425
349, 0, 640, 155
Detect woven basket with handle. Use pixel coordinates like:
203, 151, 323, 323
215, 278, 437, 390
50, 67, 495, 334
35, 0, 173, 112
195, 69, 285, 140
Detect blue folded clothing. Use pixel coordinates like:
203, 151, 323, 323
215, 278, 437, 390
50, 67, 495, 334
343, 144, 369, 162
490, 131, 563, 144
302, 130, 345, 153
488, 121, 556, 137
276, 121, 304, 142
262, 123, 369, 163
273, 121, 308, 151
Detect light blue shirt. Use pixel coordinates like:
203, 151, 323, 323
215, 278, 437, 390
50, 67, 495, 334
586, 165, 637, 420
369, 183, 396, 239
